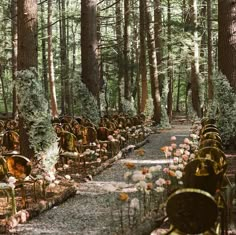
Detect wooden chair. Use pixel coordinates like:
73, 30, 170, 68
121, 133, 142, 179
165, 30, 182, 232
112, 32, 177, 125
1, 130, 20, 155
58, 131, 81, 173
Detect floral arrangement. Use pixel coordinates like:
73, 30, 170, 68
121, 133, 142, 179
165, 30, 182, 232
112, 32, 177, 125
15, 68, 59, 180
117, 132, 199, 230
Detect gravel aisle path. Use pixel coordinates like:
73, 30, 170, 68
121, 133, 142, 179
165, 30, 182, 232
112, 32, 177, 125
9, 125, 191, 235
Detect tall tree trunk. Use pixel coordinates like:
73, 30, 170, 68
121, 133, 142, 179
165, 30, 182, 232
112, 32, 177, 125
154, 0, 164, 95
71, 21, 79, 117
123, 0, 131, 101
167, 0, 173, 120
176, 71, 181, 112
40, 1, 48, 100
218, 0, 236, 91
17, 0, 37, 159
48, 0, 58, 118
207, 0, 213, 100
140, 0, 148, 113
189, 0, 201, 117
115, 0, 123, 112
0, 65, 8, 114
11, 0, 18, 118
59, 0, 71, 115
81, 0, 99, 100
145, 1, 161, 124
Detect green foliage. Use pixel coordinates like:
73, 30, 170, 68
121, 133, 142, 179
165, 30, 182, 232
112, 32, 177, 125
16, 68, 58, 170
159, 77, 171, 129
121, 97, 136, 116
209, 72, 236, 146
77, 81, 100, 124
144, 98, 154, 119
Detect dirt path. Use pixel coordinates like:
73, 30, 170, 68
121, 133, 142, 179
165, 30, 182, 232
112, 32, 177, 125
9, 125, 192, 235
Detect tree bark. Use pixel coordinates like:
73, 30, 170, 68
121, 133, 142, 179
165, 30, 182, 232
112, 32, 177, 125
207, 0, 213, 100
40, 1, 48, 100
167, 0, 173, 120
123, 0, 131, 101
115, 0, 123, 112
48, 0, 58, 118
189, 0, 201, 117
59, 0, 71, 115
154, 0, 164, 96
11, 0, 18, 118
17, 0, 38, 159
218, 0, 236, 91
81, 0, 100, 100
140, 0, 148, 113
145, 1, 161, 124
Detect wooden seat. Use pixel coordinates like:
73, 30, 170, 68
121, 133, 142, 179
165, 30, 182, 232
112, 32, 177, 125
1, 130, 20, 156
0, 156, 16, 216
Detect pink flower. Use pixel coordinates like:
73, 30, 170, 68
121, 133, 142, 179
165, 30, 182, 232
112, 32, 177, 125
182, 154, 189, 161
184, 138, 190, 144
184, 150, 190, 156
163, 167, 170, 174
175, 149, 182, 157
166, 151, 172, 157
171, 143, 177, 149
155, 178, 166, 186
165, 180, 171, 185
171, 136, 177, 141
173, 157, 179, 164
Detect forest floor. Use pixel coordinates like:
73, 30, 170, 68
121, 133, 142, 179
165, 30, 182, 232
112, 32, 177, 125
1, 121, 236, 235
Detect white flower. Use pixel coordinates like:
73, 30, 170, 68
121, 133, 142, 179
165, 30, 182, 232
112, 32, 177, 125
175, 170, 183, 179
190, 133, 198, 139
190, 153, 195, 159
48, 183, 56, 188
149, 165, 162, 173
65, 175, 71, 180
169, 164, 177, 170
145, 173, 153, 180
136, 180, 147, 190
63, 164, 69, 169
132, 172, 145, 182
45, 172, 56, 182
155, 187, 165, 193
155, 178, 166, 186
178, 164, 184, 170
130, 198, 140, 210
8, 176, 16, 185
124, 172, 132, 181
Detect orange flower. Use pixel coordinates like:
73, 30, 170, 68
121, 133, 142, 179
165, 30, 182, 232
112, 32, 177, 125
168, 170, 176, 177
146, 183, 153, 190
125, 162, 135, 169
142, 167, 149, 175
118, 192, 129, 202
135, 149, 145, 156
160, 146, 168, 152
